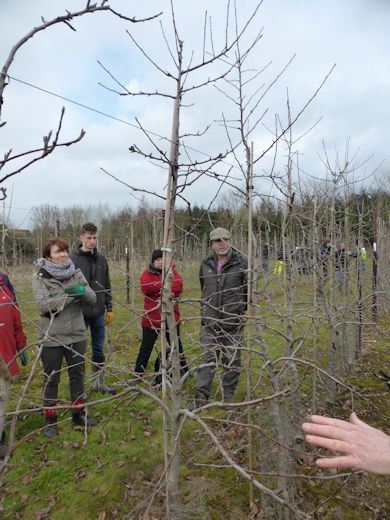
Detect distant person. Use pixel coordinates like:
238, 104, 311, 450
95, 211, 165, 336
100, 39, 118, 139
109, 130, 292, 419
358, 246, 367, 273
194, 228, 248, 406
273, 247, 284, 275
261, 244, 270, 274
320, 239, 331, 278
317, 239, 331, 293
33, 237, 98, 438
131, 249, 187, 385
302, 413, 390, 475
0, 273, 27, 460
70, 223, 115, 394
335, 242, 349, 291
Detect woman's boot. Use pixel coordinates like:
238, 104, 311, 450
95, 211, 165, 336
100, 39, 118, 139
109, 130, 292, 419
43, 416, 58, 438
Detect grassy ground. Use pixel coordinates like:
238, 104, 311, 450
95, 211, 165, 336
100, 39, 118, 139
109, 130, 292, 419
1, 261, 389, 519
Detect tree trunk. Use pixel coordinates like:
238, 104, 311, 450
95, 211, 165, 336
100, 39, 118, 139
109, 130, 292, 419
161, 40, 183, 520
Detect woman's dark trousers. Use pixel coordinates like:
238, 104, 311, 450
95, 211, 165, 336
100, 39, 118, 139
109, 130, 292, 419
41, 340, 87, 414
134, 326, 187, 378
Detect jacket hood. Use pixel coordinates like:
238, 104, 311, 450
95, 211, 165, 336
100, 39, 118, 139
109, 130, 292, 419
148, 262, 162, 275
38, 266, 81, 279
74, 245, 97, 257
38, 267, 53, 279
147, 261, 177, 275
0, 273, 15, 298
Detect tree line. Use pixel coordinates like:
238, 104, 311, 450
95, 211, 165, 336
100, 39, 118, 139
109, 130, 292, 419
1, 184, 389, 267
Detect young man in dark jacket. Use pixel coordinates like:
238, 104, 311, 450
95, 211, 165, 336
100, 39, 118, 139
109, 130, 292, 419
70, 223, 115, 394
194, 227, 248, 406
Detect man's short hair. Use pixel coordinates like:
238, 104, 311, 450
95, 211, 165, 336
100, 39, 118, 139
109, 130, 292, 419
209, 227, 231, 241
81, 222, 97, 234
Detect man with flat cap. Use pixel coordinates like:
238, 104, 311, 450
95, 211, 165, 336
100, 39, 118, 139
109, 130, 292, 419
194, 227, 248, 406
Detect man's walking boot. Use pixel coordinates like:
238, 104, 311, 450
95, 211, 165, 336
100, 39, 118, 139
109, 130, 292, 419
189, 391, 208, 411
43, 416, 58, 438
92, 363, 116, 395
72, 400, 98, 427
72, 410, 98, 427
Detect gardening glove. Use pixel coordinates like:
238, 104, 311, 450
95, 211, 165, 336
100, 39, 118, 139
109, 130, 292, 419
105, 311, 114, 326
17, 349, 28, 366
64, 283, 86, 297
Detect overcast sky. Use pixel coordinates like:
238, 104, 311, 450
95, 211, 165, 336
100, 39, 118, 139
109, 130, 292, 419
1, 0, 389, 228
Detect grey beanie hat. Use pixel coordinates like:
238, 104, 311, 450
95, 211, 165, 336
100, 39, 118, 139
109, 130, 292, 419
209, 227, 231, 241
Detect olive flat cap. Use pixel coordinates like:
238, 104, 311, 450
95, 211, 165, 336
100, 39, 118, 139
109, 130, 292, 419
209, 227, 231, 241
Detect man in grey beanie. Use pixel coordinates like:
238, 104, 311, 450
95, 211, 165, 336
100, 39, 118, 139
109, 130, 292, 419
194, 227, 248, 407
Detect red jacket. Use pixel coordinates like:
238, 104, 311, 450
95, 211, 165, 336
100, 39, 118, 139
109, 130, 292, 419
140, 264, 183, 329
0, 277, 27, 377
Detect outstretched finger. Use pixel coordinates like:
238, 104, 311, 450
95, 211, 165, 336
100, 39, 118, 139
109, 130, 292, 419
304, 434, 351, 454
307, 415, 352, 430
315, 454, 357, 470
302, 422, 356, 443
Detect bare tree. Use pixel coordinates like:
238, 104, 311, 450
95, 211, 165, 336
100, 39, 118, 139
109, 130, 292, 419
2, 3, 388, 519
0, 0, 159, 482
0, 1, 161, 198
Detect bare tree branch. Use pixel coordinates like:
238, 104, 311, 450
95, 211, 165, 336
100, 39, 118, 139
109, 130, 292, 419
0, 4, 161, 120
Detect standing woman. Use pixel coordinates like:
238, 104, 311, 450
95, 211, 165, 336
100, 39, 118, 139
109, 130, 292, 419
32, 237, 98, 438
132, 249, 188, 383
0, 273, 27, 459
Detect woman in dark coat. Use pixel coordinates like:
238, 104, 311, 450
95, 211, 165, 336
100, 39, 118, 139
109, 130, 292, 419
131, 249, 187, 384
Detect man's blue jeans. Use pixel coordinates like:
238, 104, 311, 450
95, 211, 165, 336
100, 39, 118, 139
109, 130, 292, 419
84, 314, 105, 361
